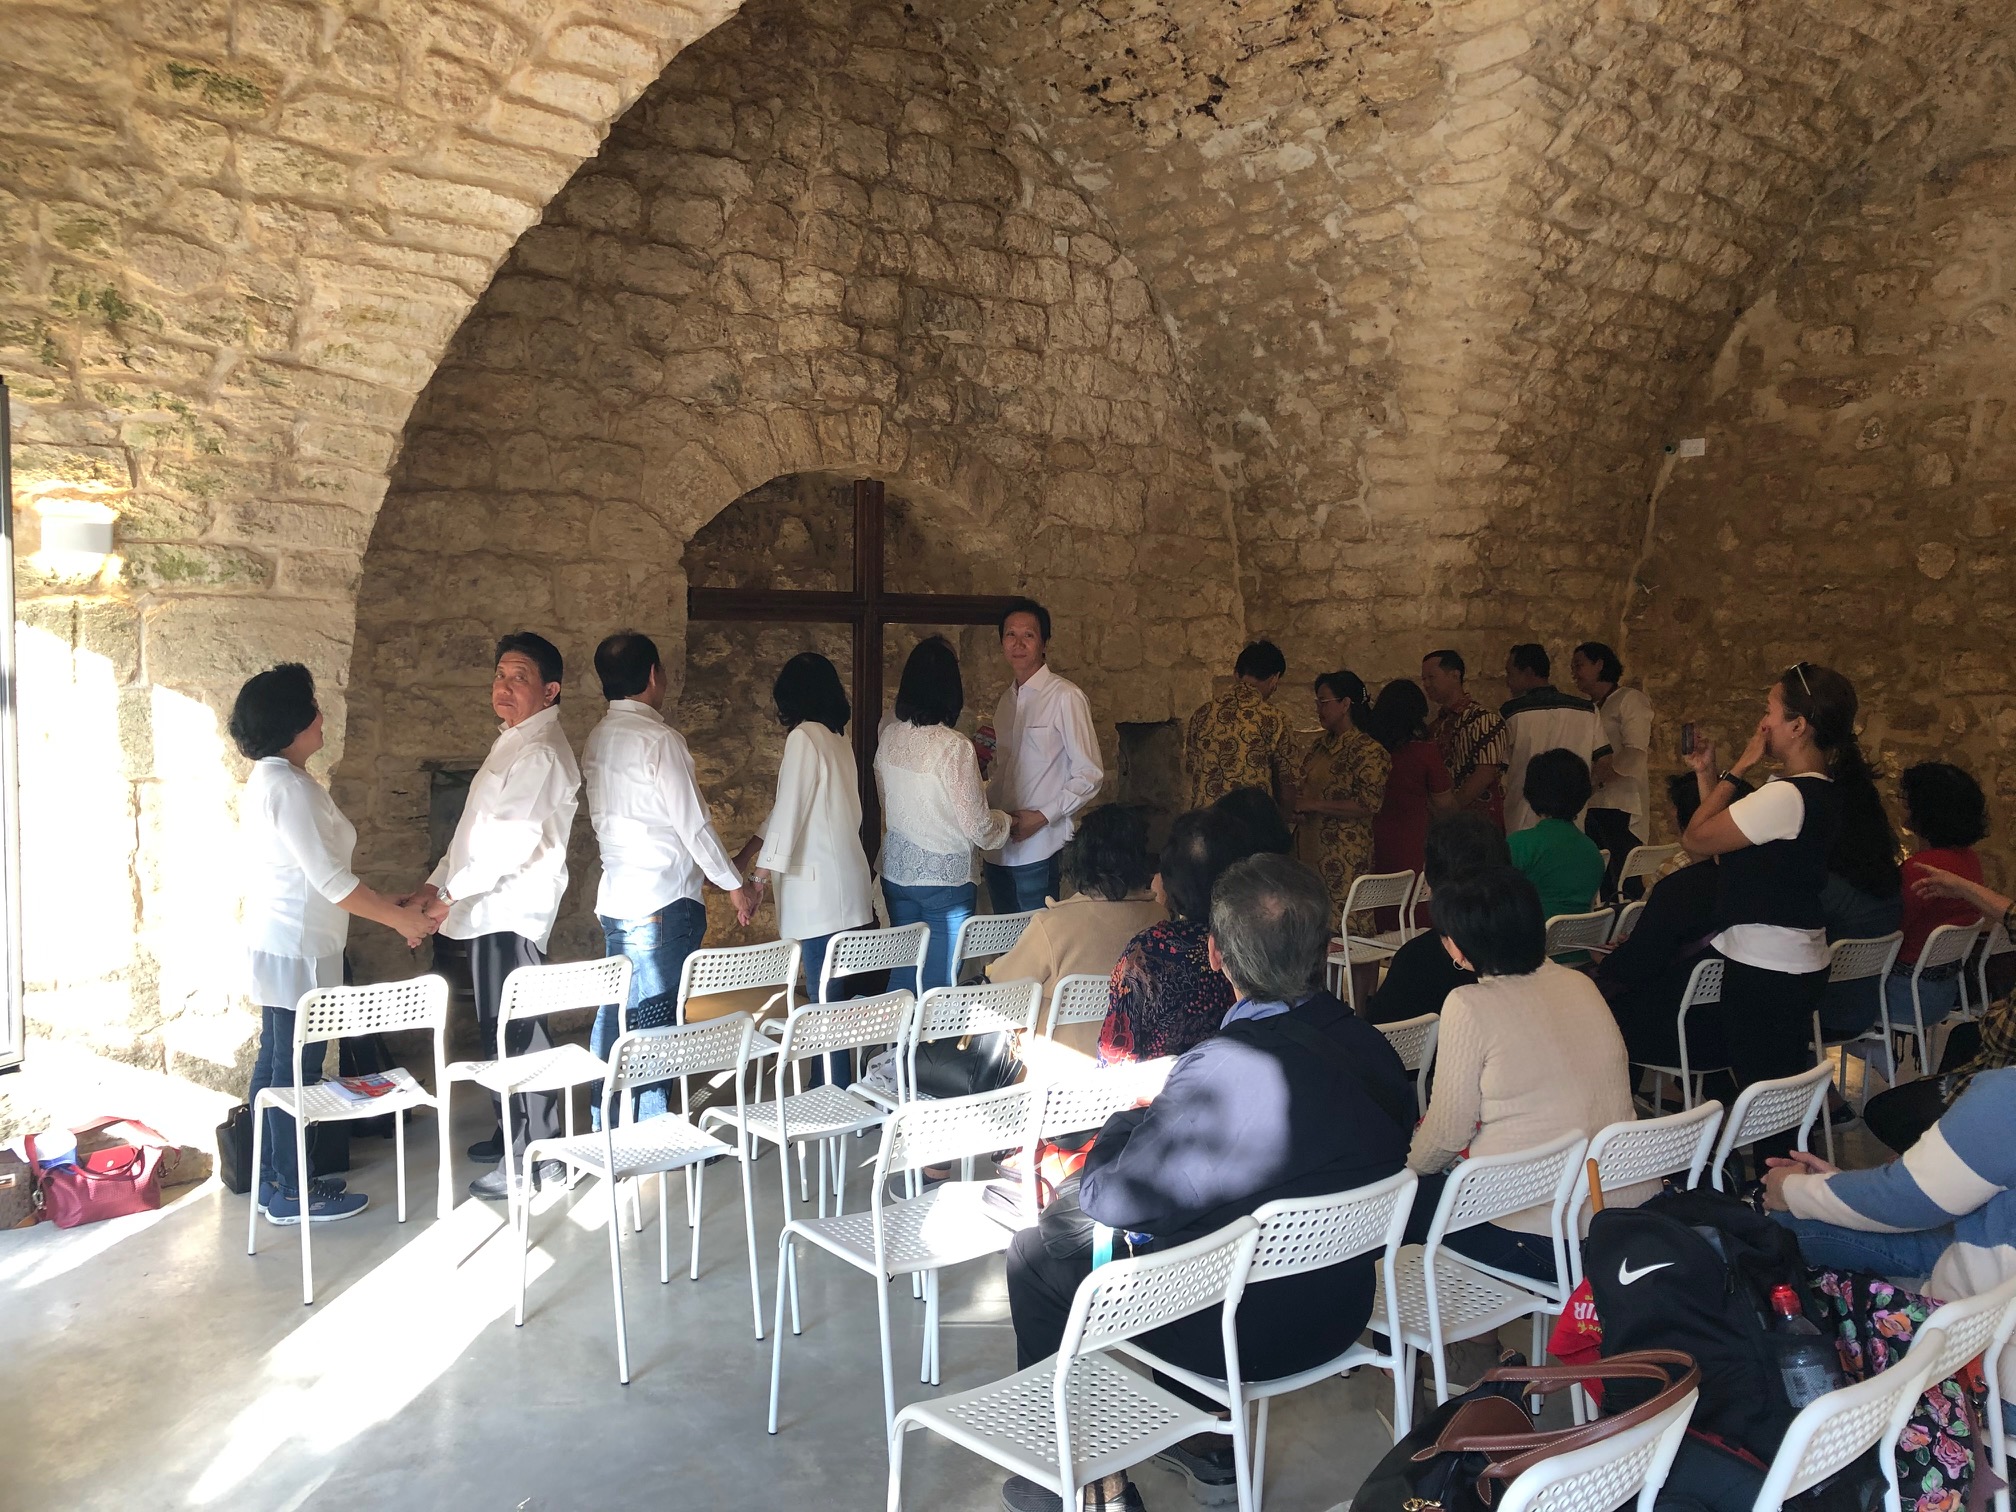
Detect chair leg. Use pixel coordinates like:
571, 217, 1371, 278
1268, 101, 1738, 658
246, 1097, 265, 1256
886, 1418, 909, 1512
1392, 1346, 1414, 1438
1226, 1384, 1253, 1512
878, 1264, 899, 1433
768, 1232, 794, 1433
918, 1269, 935, 1383
787, 1235, 802, 1335
436, 1097, 452, 1220
395, 1108, 408, 1223
738, 1150, 765, 1340
659, 1170, 671, 1285
297, 1108, 315, 1307
688, 1159, 705, 1282
515, 1151, 535, 1327
1252, 1395, 1271, 1511
605, 1171, 632, 1385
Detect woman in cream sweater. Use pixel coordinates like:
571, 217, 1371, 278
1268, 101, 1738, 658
1406, 864, 1651, 1281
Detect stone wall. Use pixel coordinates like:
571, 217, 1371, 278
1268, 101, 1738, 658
339, 0, 1244, 984
1626, 71, 2016, 882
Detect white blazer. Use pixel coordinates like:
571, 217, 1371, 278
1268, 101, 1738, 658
756, 722, 874, 941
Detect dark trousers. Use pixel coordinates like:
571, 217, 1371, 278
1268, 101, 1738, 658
1865, 1077, 1950, 1156
470, 929, 559, 1152
249, 1004, 327, 1195
1584, 808, 1642, 900
1404, 1171, 1559, 1282
1711, 953, 1829, 1160
985, 855, 1060, 914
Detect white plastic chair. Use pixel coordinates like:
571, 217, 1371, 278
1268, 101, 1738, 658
986, 1067, 1170, 1232
1967, 923, 2016, 1024
1639, 958, 1728, 1112
518, 1013, 766, 1381
1544, 909, 1614, 959
819, 921, 931, 1003
246, 975, 451, 1305
949, 909, 1037, 984
1617, 845, 1679, 895
1750, 1328, 1949, 1512
1892, 1274, 2016, 1512
1120, 1171, 1419, 1507
1376, 1013, 1441, 1116
1812, 932, 1905, 1160
900, 979, 1042, 1104
1326, 869, 1417, 1008
1870, 923, 1984, 1095
1707, 1064, 1832, 1191
443, 955, 629, 1216
768, 1083, 1036, 1435
1368, 1131, 1586, 1405
1565, 1104, 1722, 1286
1498, 1385, 1698, 1512
1610, 899, 1646, 944
886, 1217, 1262, 1512
1041, 973, 1111, 1041
1408, 877, 1434, 936
675, 938, 801, 1025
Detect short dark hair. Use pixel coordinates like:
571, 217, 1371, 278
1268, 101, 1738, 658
229, 662, 318, 760
594, 630, 660, 701
1158, 808, 1249, 923
1436, 865, 1547, 977
773, 651, 850, 734
998, 597, 1051, 642
1574, 641, 1623, 684
1523, 747, 1593, 821
497, 630, 564, 689
1901, 762, 1988, 849
1667, 773, 1702, 832
1425, 648, 1465, 678
1233, 640, 1286, 682
1065, 803, 1155, 902
1508, 642, 1549, 679
893, 635, 963, 728
1212, 786, 1292, 856
1423, 812, 1512, 891
1369, 678, 1432, 751
1210, 854, 1331, 1003
1313, 669, 1367, 706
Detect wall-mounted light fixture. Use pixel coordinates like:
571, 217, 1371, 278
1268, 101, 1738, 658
36, 508, 115, 558
28, 499, 116, 577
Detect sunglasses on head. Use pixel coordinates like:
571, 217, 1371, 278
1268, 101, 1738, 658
1788, 661, 1812, 695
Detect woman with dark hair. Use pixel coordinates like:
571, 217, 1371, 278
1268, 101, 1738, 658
1293, 670, 1390, 919
1507, 747, 1604, 923
873, 636, 1009, 993
1097, 808, 1251, 1064
1369, 678, 1455, 881
1879, 762, 1991, 1034
1405, 865, 1648, 1280
987, 803, 1163, 1056
1364, 812, 1510, 1025
734, 652, 874, 1002
1682, 662, 1857, 1132
232, 663, 436, 1226
1212, 785, 1292, 856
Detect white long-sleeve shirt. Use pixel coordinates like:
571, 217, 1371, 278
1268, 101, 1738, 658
985, 663, 1104, 866
875, 718, 1010, 886
243, 757, 360, 1007
429, 704, 581, 950
583, 699, 742, 921
1500, 690, 1601, 833
756, 721, 874, 940
1590, 685, 1654, 831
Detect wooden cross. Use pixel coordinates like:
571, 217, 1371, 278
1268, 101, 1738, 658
686, 478, 1020, 844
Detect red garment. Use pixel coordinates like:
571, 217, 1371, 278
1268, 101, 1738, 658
1371, 739, 1453, 876
1899, 847, 1984, 962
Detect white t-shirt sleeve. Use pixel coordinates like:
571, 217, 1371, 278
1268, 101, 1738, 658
1727, 779, 1806, 846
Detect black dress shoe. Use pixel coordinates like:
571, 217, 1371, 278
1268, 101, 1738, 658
468, 1160, 566, 1201
467, 1131, 504, 1164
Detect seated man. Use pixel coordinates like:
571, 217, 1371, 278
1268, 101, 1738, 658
1002, 853, 1413, 1511
1364, 811, 1509, 1025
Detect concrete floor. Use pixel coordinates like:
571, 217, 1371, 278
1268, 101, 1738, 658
1, 1095, 1402, 1512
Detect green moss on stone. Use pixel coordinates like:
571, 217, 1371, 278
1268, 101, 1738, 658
163, 63, 268, 112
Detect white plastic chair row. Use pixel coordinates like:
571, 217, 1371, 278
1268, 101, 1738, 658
1837, 923, 1984, 1109
1326, 869, 1419, 1009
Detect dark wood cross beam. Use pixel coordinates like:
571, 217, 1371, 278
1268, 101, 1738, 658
686, 478, 1020, 845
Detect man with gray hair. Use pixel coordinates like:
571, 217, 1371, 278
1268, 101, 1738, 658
997, 853, 1413, 1511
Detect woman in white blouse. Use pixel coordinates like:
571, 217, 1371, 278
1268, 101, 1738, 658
232, 664, 436, 1226
877, 637, 1011, 993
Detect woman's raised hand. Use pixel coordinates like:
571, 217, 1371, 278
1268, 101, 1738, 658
1683, 732, 1717, 776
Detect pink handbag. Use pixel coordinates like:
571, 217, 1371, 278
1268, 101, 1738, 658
25, 1116, 168, 1228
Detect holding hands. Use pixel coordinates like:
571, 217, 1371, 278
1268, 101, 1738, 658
1761, 1149, 1838, 1212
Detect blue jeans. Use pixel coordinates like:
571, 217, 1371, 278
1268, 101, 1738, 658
882, 880, 974, 993
1771, 1212, 1952, 1281
985, 854, 1059, 914
1884, 970, 1964, 1032
795, 929, 862, 1087
592, 898, 707, 1128
249, 1004, 327, 1195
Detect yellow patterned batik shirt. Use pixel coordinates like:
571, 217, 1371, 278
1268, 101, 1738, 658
1294, 726, 1392, 918
1183, 682, 1296, 810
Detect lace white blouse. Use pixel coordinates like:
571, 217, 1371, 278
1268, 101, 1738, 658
875, 720, 1011, 887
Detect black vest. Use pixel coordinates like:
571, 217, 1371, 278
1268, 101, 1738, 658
1713, 775, 1842, 932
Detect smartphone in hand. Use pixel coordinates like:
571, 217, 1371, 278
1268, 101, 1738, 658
1680, 721, 1697, 757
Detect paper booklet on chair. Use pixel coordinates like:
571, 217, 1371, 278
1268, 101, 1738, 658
980, 1178, 1031, 1228
326, 1069, 416, 1104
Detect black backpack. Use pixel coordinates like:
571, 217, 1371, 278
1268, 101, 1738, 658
1583, 1187, 1817, 1460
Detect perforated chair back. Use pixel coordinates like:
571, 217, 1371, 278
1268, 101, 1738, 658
1914, 923, 1982, 979
501, 954, 631, 1032
877, 1083, 1038, 1180
915, 979, 1043, 1044
677, 938, 801, 1023
1617, 845, 1680, 890
1545, 910, 1615, 957
603, 1014, 755, 1125
1409, 878, 1434, 935
1065, 1217, 1260, 1360
1610, 900, 1646, 944
818, 922, 930, 1000
777, 989, 915, 1065
1752, 1330, 1947, 1509
1498, 1387, 1697, 1512
1343, 870, 1416, 929
950, 910, 1037, 981
1910, 1275, 2016, 1391
1031, 1071, 1146, 1144
1709, 1064, 1832, 1190
1828, 933, 1903, 986
1567, 1105, 1722, 1276
296, 975, 449, 1043
1248, 1170, 1416, 1284
1428, 1131, 1586, 1244
1043, 973, 1109, 1038
1681, 957, 1724, 1009
1974, 924, 2016, 1016
1377, 1013, 1440, 1115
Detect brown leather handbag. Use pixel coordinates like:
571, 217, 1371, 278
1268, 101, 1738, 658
1357, 1350, 1700, 1512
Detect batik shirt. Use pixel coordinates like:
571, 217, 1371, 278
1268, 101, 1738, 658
1097, 919, 1235, 1066
1430, 697, 1509, 820
1294, 727, 1391, 919
1183, 683, 1294, 809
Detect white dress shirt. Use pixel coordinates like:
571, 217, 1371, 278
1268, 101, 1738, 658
583, 699, 743, 921
1501, 695, 1600, 833
986, 663, 1104, 866
243, 757, 360, 1007
428, 704, 582, 950
757, 721, 874, 940
1590, 684, 1654, 831
875, 718, 1010, 886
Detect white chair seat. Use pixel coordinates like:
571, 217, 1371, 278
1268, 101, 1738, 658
786, 1180, 1013, 1277
901, 1350, 1219, 1487
715, 1084, 889, 1145
455, 1043, 608, 1095
530, 1113, 733, 1180
258, 1068, 438, 1124
1331, 929, 1405, 968
1370, 1243, 1552, 1348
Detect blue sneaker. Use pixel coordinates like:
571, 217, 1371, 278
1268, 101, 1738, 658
259, 1176, 344, 1208
261, 1178, 368, 1226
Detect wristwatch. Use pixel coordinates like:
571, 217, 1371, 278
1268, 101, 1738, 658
1717, 769, 1742, 787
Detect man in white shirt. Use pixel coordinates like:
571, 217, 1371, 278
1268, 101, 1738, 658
1498, 642, 1599, 833
583, 632, 756, 1125
984, 598, 1104, 912
1570, 640, 1655, 897
406, 632, 582, 1201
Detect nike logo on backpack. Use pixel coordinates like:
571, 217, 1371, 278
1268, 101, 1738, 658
1618, 1260, 1675, 1285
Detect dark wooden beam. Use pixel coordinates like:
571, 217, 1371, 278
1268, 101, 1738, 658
684, 588, 862, 623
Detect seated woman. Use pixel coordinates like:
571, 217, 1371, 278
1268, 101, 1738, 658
1097, 808, 1250, 1065
1364, 812, 1508, 1025
1595, 774, 1721, 1067
1814, 770, 1905, 1038
1211, 784, 1292, 856
1880, 762, 1990, 1034
1405, 865, 1652, 1281
1507, 748, 1605, 921
986, 802, 1163, 1058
